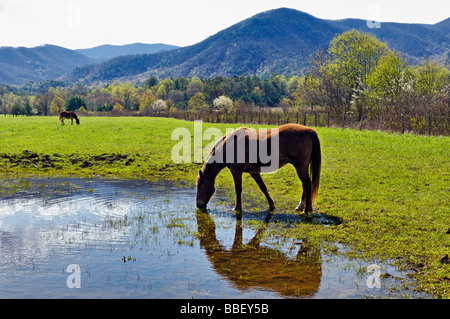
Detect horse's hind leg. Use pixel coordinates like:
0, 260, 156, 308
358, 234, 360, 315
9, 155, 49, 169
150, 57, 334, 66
296, 185, 308, 211
294, 165, 312, 214
250, 173, 275, 211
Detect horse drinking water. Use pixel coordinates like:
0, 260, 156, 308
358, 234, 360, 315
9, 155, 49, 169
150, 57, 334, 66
196, 124, 321, 215
59, 111, 80, 125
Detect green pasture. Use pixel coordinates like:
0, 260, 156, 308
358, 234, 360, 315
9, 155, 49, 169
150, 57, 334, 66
0, 115, 449, 298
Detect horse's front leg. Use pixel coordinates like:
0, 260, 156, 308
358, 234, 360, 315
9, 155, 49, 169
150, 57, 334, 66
230, 168, 243, 213
250, 173, 275, 210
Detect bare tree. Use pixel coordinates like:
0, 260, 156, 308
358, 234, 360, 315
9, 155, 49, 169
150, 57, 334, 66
34, 91, 54, 116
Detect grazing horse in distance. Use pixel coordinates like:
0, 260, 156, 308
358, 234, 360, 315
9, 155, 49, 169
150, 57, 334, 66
59, 111, 80, 125
196, 124, 321, 215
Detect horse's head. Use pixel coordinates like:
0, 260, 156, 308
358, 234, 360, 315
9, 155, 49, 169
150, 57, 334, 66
76, 118, 80, 125
196, 169, 215, 210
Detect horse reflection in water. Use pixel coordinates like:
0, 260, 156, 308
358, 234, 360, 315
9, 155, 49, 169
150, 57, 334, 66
196, 211, 322, 298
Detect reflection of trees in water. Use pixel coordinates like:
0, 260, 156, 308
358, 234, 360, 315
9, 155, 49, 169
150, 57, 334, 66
196, 211, 322, 298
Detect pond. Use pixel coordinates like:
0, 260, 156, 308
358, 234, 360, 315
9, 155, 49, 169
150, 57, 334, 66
0, 178, 430, 299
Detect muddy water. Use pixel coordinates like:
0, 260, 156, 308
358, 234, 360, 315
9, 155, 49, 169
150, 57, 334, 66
0, 178, 429, 299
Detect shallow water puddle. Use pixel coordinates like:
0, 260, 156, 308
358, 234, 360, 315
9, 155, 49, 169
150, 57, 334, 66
0, 178, 429, 298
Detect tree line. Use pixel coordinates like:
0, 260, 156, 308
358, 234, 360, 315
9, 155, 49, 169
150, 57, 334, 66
0, 74, 295, 116
1, 30, 448, 124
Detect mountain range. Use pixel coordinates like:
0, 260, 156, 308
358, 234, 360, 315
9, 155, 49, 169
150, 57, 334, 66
0, 43, 178, 85
0, 44, 91, 85
1, 8, 449, 86
75, 43, 180, 62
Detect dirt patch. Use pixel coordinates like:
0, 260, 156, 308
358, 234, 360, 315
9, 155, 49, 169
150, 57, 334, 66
1, 150, 56, 168
0, 150, 136, 169
74, 153, 135, 167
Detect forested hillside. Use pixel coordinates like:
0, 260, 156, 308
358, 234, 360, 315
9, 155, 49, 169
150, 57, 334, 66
2, 8, 448, 86
63, 8, 450, 83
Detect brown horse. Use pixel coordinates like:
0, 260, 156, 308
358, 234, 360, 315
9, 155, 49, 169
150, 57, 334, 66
196, 124, 321, 214
59, 111, 80, 125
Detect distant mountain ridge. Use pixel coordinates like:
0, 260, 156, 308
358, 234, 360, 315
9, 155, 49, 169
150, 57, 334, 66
1, 8, 449, 86
75, 43, 180, 61
328, 17, 450, 58
0, 44, 92, 86
64, 8, 450, 84
0, 43, 179, 85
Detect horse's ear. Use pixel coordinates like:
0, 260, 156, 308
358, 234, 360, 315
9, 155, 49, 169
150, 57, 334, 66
198, 170, 203, 177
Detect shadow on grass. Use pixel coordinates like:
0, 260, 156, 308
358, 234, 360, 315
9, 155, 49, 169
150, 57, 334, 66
204, 207, 343, 226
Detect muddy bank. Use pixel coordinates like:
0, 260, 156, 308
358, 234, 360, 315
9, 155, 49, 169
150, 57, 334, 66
0, 150, 136, 169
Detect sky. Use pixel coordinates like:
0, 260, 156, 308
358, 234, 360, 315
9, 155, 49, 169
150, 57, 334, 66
0, 0, 449, 50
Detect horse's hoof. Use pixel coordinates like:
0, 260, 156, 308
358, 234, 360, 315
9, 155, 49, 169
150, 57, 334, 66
296, 200, 305, 211
196, 207, 207, 213
303, 210, 312, 217
233, 208, 242, 219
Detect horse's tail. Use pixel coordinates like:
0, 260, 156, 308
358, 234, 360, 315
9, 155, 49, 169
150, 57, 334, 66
309, 129, 321, 204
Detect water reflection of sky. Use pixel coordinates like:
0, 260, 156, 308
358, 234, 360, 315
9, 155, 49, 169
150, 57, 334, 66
0, 178, 430, 299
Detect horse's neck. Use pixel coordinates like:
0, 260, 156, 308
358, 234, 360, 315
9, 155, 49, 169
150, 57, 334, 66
203, 161, 225, 181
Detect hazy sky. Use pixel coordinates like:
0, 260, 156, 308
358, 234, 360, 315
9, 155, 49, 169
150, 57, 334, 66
0, 0, 448, 49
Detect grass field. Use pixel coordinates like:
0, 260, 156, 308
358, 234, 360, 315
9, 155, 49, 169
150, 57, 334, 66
0, 115, 449, 298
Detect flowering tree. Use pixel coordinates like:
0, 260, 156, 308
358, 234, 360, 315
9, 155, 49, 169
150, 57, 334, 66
213, 95, 234, 113
151, 99, 166, 111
